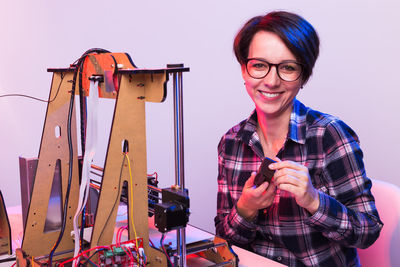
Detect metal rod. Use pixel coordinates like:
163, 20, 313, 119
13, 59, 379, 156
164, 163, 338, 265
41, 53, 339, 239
178, 70, 187, 267
34, 249, 74, 260
169, 65, 187, 267
90, 164, 161, 191
184, 241, 226, 255
177, 71, 185, 189
171, 68, 185, 189
90, 164, 103, 172
89, 170, 103, 177
147, 194, 161, 201
179, 228, 187, 267
147, 184, 162, 193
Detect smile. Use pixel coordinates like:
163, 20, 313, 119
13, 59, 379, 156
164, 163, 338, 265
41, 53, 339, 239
259, 91, 280, 98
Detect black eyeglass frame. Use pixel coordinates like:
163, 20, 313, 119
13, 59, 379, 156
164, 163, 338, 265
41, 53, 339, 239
245, 58, 304, 82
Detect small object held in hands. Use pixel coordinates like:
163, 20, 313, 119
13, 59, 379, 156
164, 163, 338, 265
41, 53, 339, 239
254, 157, 276, 187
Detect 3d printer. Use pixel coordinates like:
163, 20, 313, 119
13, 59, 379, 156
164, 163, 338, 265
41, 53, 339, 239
12, 49, 237, 267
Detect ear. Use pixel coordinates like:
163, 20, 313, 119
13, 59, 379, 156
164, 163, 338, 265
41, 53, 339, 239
299, 80, 305, 89
241, 64, 247, 79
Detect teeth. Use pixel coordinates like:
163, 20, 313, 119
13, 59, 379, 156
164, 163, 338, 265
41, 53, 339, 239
260, 91, 279, 98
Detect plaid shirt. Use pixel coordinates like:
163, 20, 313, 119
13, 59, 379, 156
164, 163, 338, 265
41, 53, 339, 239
215, 99, 383, 267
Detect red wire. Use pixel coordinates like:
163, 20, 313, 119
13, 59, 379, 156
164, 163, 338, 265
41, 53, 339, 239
90, 182, 100, 190
161, 235, 174, 266
116, 226, 123, 247
120, 226, 128, 243
121, 230, 138, 265
57, 231, 143, 267
58, 245, 109, 267
162, 244, 173, 266
120, 244, 135, 264
113, 229, 137, 266
149, 238, 156, 248
148, 172, 158, 182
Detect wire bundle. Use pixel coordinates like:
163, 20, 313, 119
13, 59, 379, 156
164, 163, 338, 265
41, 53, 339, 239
116, 226, 136, 264
49, 48, 110, 266
58, 245, 109, 267
72, 73, 100, 266
160, 233, 174, 267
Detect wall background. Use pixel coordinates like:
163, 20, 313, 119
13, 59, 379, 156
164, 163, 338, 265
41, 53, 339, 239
0, 0, 399, 233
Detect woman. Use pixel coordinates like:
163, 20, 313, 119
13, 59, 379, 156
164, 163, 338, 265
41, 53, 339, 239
215, 11, 383, 266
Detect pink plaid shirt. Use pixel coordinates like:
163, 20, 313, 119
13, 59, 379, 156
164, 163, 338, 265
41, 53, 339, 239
215, 99, 383, 267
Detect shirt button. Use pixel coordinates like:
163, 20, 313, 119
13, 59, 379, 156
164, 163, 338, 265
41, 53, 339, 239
276, 256, 282, 261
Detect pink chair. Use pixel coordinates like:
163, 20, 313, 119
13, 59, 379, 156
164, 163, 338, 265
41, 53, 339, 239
357, 179, 400, 267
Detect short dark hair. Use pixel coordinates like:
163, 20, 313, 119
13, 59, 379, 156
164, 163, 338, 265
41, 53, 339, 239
233, 11, 319, 84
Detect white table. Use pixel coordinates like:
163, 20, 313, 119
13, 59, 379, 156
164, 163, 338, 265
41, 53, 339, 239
3, 206, 286, 266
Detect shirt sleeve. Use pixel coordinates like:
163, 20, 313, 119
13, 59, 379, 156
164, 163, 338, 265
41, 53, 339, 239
214, 135, 257, 245
305, 120, 383, 248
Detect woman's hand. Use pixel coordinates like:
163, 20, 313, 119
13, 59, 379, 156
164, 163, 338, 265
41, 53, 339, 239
236, 172, 276, 221
270, 158, 320, 215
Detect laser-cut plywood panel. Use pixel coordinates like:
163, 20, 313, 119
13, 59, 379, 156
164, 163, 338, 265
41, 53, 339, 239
21, 71, 80, 259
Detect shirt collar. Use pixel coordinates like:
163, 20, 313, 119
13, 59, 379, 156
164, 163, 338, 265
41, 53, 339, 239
236, 109, 258, 146
288, 99, 307, 144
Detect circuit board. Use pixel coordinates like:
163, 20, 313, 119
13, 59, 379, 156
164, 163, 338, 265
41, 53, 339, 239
97, 238, 145, 267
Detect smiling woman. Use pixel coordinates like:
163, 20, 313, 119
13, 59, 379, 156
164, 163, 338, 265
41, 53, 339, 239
242, 31, 303, 131
215, 11, 383, 267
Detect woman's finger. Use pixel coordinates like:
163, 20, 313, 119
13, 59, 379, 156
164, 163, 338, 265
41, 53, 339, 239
270, 160, 307, 172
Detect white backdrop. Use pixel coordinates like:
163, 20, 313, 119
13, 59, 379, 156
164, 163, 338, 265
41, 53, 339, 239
0, 0, 399, 233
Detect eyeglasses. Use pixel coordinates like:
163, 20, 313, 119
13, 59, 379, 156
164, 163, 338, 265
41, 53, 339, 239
245, 58, 303, 82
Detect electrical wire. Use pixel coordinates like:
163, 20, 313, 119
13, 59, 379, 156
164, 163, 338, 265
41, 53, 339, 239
108, 226, 136, 265
90, 178, 101, 185
95, 155, 125, 246
125, 153, 140, 263
72, 77, 100, 266
48, 66, 76, 266
80, 205, 86, 245
160, 233, 174, 267
71, 48, 112, 255
48, 48, 103, 266
80, 248, 103, 266
78, 59, 88, 157
76, 54, 89, 255
90, 182, 101, 190
149, 238, 156, 248
48, 49, 110, 265
80, 256, 99, 267
139, 248, 147, 266
0, 256, 16, 263
116, 226, 122, 245
79, 95, 88, 254
121, 227, 138, 265
58, 245, 109, 267
120, 242, 135, 265
148, 171, 158, 182
0, 73, 65, 103
125, 155, 151, 267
